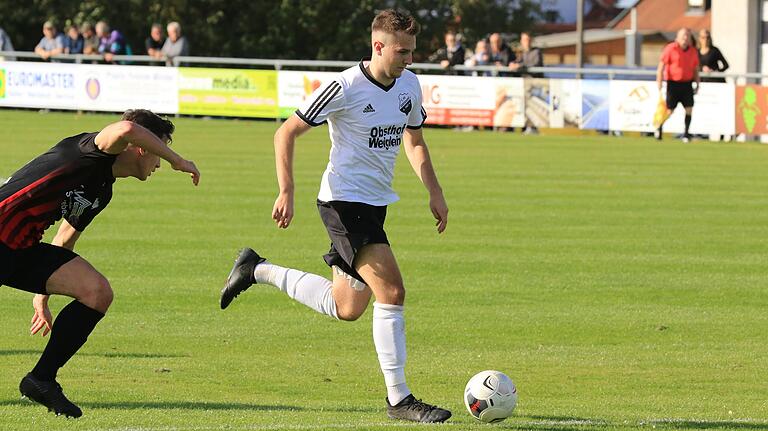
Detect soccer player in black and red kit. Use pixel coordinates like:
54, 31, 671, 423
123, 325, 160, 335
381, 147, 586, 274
0, 109, 200, 417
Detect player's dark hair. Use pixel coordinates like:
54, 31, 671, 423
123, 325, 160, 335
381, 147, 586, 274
371, 9, 420, 36
121, 109, 175, 142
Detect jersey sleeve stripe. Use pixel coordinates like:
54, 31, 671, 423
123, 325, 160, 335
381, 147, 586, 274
306, 82, 342, 121
295, 109, 325, 127
406, 107, 428, 129
301, 81, 340, 119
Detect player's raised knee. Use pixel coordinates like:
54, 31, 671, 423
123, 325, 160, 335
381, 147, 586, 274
79, 274, 113, 312
336, 304, 366, 321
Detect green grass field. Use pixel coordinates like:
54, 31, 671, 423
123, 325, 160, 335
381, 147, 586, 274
0, 109, 767, 430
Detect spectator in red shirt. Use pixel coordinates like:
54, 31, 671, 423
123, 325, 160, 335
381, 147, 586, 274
656, 28, 700, 142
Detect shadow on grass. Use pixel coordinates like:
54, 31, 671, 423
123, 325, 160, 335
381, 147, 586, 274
0, 399, 303, 412
650, 420, 768, 430
0, 349, 187, 359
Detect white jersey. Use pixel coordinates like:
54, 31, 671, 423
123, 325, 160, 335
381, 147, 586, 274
296, 60, 427, 206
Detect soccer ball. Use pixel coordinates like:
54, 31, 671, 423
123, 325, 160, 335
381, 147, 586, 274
464, 370, 518, 423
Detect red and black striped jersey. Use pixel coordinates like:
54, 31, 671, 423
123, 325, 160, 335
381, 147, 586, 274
0, 132, 117, 249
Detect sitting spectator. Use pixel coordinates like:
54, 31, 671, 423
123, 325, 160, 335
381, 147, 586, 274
35, 21, 65, 61
489, 32, 515, 74
509, 32, 542, 76
81, 22, 99, 54
161, 22, 190, 66
96, 20, 127, 63
0, 26, 14, 60
697, 29, 729, 83
145, 23, 165, 59
428, 31, 465, 70
465, 39, 491, 76
63, 24, 84, 54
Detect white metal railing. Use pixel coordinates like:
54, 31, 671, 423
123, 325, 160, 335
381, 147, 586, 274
0, 50, 761, 81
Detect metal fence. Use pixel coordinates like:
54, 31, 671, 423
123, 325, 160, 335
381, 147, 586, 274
0, 50, 760, 82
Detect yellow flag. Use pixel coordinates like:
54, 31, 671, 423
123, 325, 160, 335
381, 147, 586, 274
653, 97, 670, 128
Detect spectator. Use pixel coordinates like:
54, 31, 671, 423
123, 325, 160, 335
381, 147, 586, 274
465, 39, 491, 76
0, 26, 14, 60
63, 24, 84, 54
96, 21, 127, 63
488, 33, 515, 75
145, 23, 165, 59
428, 31, 465, 70
697, 29, 729, 83
161, 22, 190, 66
34, 21, 65, 61
509, 32, 542, 76
655, 28, 700, 143
81, 22, 99, 55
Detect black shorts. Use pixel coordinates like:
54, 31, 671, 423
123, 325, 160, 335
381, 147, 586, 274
317, 200, 389, 283
666, 80, 694, 109
0, 242, 78, 294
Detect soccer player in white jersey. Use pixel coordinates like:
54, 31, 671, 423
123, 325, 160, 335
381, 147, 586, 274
220, 9, 450, 423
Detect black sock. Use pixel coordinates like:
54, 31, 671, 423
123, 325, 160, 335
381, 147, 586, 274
684, 114, 692, 136
31, 300, 104, 381
658, 124, 663, 134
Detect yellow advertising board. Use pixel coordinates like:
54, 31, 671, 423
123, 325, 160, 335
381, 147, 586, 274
178, 68, 278, 118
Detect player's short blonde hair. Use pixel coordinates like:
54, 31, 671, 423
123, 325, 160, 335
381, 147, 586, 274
371, 9, 420, 36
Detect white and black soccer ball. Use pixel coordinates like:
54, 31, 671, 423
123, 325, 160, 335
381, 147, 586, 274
464, 370, 518, 423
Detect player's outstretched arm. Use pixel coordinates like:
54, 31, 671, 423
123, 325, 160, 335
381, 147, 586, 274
95, 121, 200, 185
30, 220, 81, 337
403, 127, 448, 233
272, 115, 311, 229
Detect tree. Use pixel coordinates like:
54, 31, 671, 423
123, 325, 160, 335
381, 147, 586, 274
0, 0, 546, 61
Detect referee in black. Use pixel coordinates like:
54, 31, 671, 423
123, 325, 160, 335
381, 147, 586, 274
0, 109, 200, 417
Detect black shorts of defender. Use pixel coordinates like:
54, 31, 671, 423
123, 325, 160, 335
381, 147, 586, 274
666, 80, 694, 110
0, 242, 78, 294
317, 200, 389, 283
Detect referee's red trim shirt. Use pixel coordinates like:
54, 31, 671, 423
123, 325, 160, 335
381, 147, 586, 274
661, 42, 699, 82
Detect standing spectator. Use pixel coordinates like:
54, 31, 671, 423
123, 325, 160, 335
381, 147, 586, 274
488, 32, 515, 75
145, 23, 165, 59
0, 26, 15, 60
655, 28, 700, 143
465, 39, 491, 75
698, 29, 729, 83
509, 32, 542, 76
428, 31, 465, 70
63, 24, 84, 54
81, 22, 99, 55
34, 21, 65, 61
161, 22, 190, 66
96, 21, 127, 63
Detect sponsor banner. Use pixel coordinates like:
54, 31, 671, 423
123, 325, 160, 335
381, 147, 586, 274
734, 85, 765, 134
0, 61, 178, 113
0, 61, 79, 110
489, 77, 526, 128
523, 78, 551, 128
178, 68, 278, 118
609, 80, 659, 132
581, 80, 610, 130
277, 70, 337, 118
77, 64, 177, 113
420, 75, 517, 127
666, 82, 734, 135
553, 79, 582, 128
610, 80, 735, 134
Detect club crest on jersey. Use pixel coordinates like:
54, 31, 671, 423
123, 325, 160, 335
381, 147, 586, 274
398, 93, 412, 115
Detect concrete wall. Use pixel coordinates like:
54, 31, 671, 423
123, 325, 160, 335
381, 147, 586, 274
711, 0, 759, 77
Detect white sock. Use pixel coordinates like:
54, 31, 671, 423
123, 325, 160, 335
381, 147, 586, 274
373, 302, 411, 405
254, 262, 338, 319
